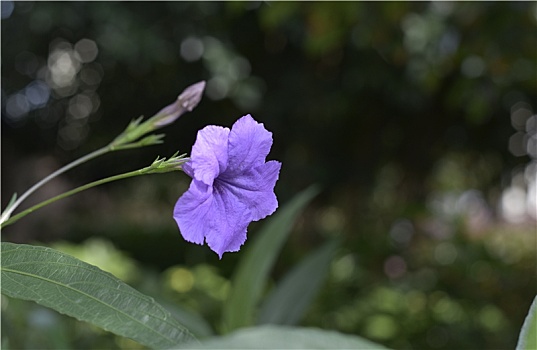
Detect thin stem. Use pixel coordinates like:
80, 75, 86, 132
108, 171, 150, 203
0, 167, 147, 229
0, 146, 112, 225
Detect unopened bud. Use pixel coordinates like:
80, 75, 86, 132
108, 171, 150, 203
152, 80, 206, 128
110, 81, 206, 149
178, 80, 206, 112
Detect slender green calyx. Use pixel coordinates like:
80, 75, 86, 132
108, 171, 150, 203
146, 153, 189, 174
0, 153, 188, 229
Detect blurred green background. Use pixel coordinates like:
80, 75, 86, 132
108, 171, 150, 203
1, 2, 536, 349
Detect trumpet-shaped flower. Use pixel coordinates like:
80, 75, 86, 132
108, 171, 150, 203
174, 115, 281, 258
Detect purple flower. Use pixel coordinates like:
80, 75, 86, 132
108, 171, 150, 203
173, 115, 281, 258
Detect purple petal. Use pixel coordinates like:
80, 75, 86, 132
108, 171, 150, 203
182, 161, 194, 178
190, 125, 230, 185
173, 179, 252, 258
219, 160, 281, 221
173, 180, 213, 245
204, 185, 251, 258
227, 115, 273, 175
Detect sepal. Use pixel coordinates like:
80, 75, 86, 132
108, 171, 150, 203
144, 153, 189, 174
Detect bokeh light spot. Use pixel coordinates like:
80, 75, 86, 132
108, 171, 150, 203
48, 47, 81, 88
364, 314, 398, 340
432, 295, 464, 323
206, 76, 230, 100
508, 132, 527, 157
319, 206, 346, 233
68, 93, 93, 119
25, 80, 50, 108
180, 37, 204, 62
169, 267, 195, 293
406, 291, 427, 314
389, 219, 414, 245
80, 64, 103, 86
74, 38, 99, 63
511, 102, 533, 131
461, 55, 485, 78
1, 0, 14, 19
384, 255, 407, 279
331, 254, 355, 282
5, 93, 30, 122
501, 186, 527, 223
478, 305, 505, 331
434, 242, 458, 265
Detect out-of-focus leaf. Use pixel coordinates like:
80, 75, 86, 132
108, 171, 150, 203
257, 240, 339, 326
516, 295, 537, 350
176, 325, 389, 349
1, 242, 196, 349
221, 186, 320, 333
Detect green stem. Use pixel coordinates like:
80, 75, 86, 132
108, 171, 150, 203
0, 167, 148, 229
0, 146, 112, 225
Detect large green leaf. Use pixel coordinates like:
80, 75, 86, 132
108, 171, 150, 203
176, 325, 389, 349
1, 242, 196, 349
221, 186, 320, 333
257, 240, 338, 326
516, 295, 537, 350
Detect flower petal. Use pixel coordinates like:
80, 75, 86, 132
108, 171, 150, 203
227, 115, 273, 175
173, 178, 252, 258
204, 185, 251, 258
182, 161, 194, 178
219, 160, 281, 221
190, 125, 230, 185
173, 180, 213, 245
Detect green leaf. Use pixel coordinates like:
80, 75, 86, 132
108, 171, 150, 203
257, 240, 339, 326
1, 243, 196, 349
221, 186, 320, 333
176, 325, 389, 349
516, 295, 537, 350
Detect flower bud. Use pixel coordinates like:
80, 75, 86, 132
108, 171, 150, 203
151, 81, 206, 128
110, 81, 206, 149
